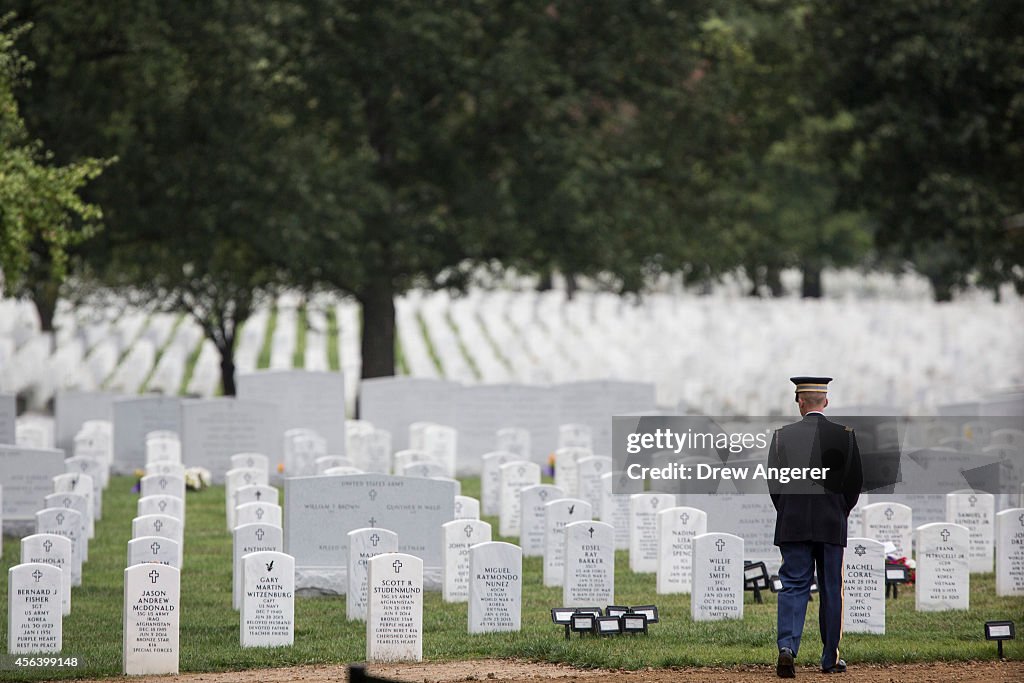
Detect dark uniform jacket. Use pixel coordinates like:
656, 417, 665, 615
768, 413, 863, 547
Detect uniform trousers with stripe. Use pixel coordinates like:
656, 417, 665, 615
777, 541, 844, 670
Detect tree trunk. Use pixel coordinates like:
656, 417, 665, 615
930, 276, 954, 302
30, 278, 60, 335
801, 263, 823, 298
219, 344, 237, 396
537, 270, 553, 291
766, 267, 784, 298
358, 276, 397, 380
565, 272, 578, 300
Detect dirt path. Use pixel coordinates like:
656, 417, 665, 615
67, 659, 1024, 683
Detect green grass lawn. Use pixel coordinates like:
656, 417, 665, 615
2, 475, 1022, 680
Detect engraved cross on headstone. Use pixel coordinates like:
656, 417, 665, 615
681, 512, 690, 524
256, 528, 265, 541
150, 569, 160, 584
968, 494, 977, 507
56, 512, 65, 525
33, 569, 43, 582
539, 490, 549, 501
255, 490, 262, 500
154, 520, 163, 532
464, 524, 475, 539
369, 517, 377, 527
62, 497, 72, 508
255, 508, 265, 520
151, 541, 162, 555
588, 526, 595, 538
455, 501, 463, 514
651, 497, 660, 509
940, 528, 950, 542
159, 477, 168, 489
370, 533, 380, 547
884, 507, 894, 521
392, 559, 403, 573
368, 489, 378, 501
43, 540, 53, 553
715, 538, 726, 552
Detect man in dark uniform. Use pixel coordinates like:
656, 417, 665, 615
769, 377, 862, 678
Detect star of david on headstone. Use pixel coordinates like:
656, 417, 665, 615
369, 489, 378, 501
464, 524, 475, 539
154, 520, 163, 532
681, 513, 690, 524
150, 569, 160, 584
369, 517, 377, 527
56, 512, 65, 525
855, 545, 866, 556
651, 498, 660, 509
151, 541, 161, 555
968, 494, 977, 507
370, 533, 380, 547
715, 538, 726, 552
393, 559, 403, 573
256, 528, 265, 541
588, 527, 595, 538
255, 508, 265, 520
884, 507, 894, 520
940, 528, 950, 542
33, 569, 43, 582
43, 540, 53, 553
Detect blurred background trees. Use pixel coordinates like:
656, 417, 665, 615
2, 0, 1021, 389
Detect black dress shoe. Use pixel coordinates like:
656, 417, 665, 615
776, 648, 795, 678
821, 659, 847, 673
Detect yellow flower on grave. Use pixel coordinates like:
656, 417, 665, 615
277, 462, 285, 474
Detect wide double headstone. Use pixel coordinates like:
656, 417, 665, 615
861, 502, 913, 559
468, 541, 522, 634
128, 536, 182, 570
945, 491, 994, 573
347, 528, 399, 620
481, 451, 516, 516
629, 493, 676, 573
7, 563, 62, 654
842, 537, 885, 634
366, 553, 423, 662
442, 520, 492, 603
0, 445, 64, 534
112, 396, 181, 474
181, 398, 279, 481
519, 484, 564, 557
123, 563, 180, 675
284, 474, 455, 592
543, 498, 593, 587
996, 508, 1024, 596
563, 521, 615, 607
915, 523, 970, 612
233, 523, 284, 609
237, 369, 347, 454
691, 533, 744, 621
240, 551, 295, 648
20, 534, 72, 615
498, 461, 541, 538
656, 507, 707, 594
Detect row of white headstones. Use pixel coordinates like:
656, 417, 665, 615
8, 424, 1024, 669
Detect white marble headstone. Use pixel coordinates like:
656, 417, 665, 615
519, 484, 564, 557
553, 447, 588, 497
20, 535, 71, 615
945, 490, 994, 573
576, 456, 612, 510
422, 424, 457, 477
128, 536, 181, 570
233, 523, 284, 610
8, 563, 62, 653
847, 493, 870, 538
915, 522, 970, 612
563, 521, 615, 607
138, 495, 184, 522
236, 502, 282, 529
240, 551, 295, 647
453, 495, 480, 520
498, 461, 541, 537
52, 472, 95, 539
230, 452, 269, 474
35, 507, 83, 586
235, 484, 279, 509
842, 537, 885, 634
140, 474, 186, 501
144, 461, 186, 479
132, 514, 183, 551
45, 492, 92, 556
347, 527, 398, 620
442, 520, 492, 603
496, 427, 530, 461
481, 451, 516, 516
657, 506, 707, 594
558, 423, 592, 450
468, 541, 522, 634
63, 455, 105, 518
691, 532, 744, 621
543, 498, 593, 587
366, 553, 423, 662
996, 508, 1024, 596
600, 472, 631, 550
225, 467, 269, 530
123, 563, 180, 675
629, 493, 676, 573
862, 502, 913, 559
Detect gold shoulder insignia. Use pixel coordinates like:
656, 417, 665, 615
845, 426, 854, 432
